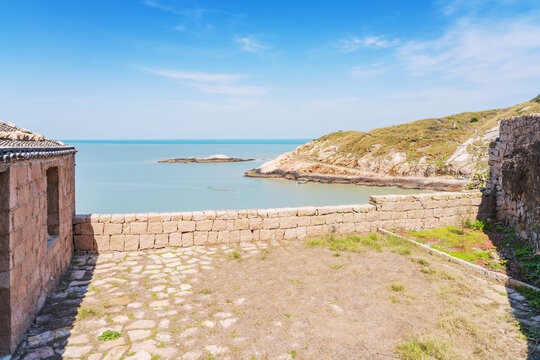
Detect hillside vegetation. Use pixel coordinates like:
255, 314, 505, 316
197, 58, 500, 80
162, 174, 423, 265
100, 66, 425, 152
296, 97, 540, 178
247, 96, 540, 190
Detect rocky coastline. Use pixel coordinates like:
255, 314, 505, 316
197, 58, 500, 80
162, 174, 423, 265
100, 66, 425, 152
244, 152, 468, 191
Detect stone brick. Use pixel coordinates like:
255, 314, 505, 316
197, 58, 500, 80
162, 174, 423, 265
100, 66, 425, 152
229, 230, 240, 243
103, 223, 122, 235
169, 233, 181, 247
234, 218, 249, 230
193, 232, 208, 245
212, 220, 227, 231
248, 218, 263, 230
110, 235, 125, 251
139, 235, 155, 249
218, 231, 230, 244
74, 235, 94, 251
239, 230, 252, 242
284, 228, 298, 240
130, 222, 147, 235
208, 231, 218, 244
310, 216, 325, 226
279, 217, 297, 229
95, 235, 110, 251
162, 221, 177, 233
154, 234, 168, 248
178, 221, 196, 232
147, 222, 163, 234
196, 220, 213, 231
259, 229, 274, 241
262, 218, 280, 229
182, 233, 194, 247
306, 225, 324, 238
124, 235, 139, 251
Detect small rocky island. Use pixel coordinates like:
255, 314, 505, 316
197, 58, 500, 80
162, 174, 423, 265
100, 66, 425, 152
159, 154, 254, 163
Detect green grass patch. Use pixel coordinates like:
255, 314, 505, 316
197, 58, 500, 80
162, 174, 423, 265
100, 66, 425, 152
308, 233, 411, 254
396, 335, 451, 360
98, 330, 122, 341
77, 308, 99, 320
391, 283, 404, 292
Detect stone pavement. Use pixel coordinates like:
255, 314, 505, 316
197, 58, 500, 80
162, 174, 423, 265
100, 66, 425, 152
13, 243, 270, 360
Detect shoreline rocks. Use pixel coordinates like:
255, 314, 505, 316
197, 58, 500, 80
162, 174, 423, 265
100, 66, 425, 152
244, 152, 468, 191
159, 154, 254, 163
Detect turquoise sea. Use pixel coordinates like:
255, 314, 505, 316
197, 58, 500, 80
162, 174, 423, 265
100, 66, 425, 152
68, 140, 428, 214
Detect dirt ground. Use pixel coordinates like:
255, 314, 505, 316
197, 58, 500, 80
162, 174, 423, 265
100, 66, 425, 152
14, 238, 533, 360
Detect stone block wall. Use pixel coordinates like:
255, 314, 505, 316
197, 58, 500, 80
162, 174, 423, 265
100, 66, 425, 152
488, 114, 540, 248
73, 191, 492, 252
0, 154, 75, 354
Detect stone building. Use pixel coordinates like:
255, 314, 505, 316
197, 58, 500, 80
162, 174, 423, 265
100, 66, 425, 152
0, 122, 76, 355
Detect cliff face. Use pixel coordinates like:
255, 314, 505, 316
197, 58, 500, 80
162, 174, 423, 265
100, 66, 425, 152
246, 97, 540, 191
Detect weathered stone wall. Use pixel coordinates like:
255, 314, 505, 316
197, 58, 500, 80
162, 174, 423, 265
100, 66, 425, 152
488, 114, 540, 248
0, 154, 75, 354
73, 191, 493, 252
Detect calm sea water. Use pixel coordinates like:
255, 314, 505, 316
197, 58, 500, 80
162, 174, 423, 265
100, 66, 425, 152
68, 140, 428, 214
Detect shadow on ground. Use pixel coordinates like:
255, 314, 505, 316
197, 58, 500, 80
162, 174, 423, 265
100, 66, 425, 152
11, 254, 96, 360
478, 194, 540, 360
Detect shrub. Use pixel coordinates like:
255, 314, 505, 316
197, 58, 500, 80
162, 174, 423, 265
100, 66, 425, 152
470, 117, 479, 123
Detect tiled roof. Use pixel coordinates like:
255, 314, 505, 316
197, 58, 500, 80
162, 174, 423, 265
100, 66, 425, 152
0, 121, 76, 163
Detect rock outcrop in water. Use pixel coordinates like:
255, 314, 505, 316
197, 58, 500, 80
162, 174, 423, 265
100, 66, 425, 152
159, 154, 254, 163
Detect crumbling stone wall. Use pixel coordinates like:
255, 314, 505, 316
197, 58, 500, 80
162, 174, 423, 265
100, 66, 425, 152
73, 191, 493, 252
0, 154, 75, 354
488, 114, 540, 248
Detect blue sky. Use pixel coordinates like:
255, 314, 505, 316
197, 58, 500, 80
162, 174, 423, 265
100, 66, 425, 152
1, 0, 539, 139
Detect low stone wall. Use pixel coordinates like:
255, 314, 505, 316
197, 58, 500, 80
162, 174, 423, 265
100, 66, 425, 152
488, 114, 540, 248
73, 191, 493, 252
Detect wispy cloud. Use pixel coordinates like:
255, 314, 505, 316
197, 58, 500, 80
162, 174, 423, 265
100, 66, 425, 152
139, 67, 268, 96
139, 68, 244, 83
397, 16, 540, 83
235, 36, 268, 53
142, 0, 226, 35
337, 36, 397, 53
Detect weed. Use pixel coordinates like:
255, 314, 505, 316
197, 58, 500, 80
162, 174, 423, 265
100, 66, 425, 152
394, 246, 411, 255
289, 278, 304, 285
421, 267, 434, 274
334, 252, 341, 257
396, 335, 451, 360
199, 288, 212, 294
157, 341, 164, 348
284, 313, 292, 318
98, 330, 122, 341
416, 259, 429, 266
330, 263, 344, 270
232, 251, 241, 259
515, 286, 540, 309
151, 355, 160, 360
390, 295, 400, 303
391, 283, 404, 292
101, 301, 111, 309
106, 316, 113, 324
290, 350, 297, 358
77, 308, 99, 320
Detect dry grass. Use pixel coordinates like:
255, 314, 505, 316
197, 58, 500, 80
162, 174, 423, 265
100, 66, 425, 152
300, 97, 540, 171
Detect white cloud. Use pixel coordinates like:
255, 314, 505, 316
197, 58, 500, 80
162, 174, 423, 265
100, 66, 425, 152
235, 36, 267, 53
337, 36, 397, 53
139, 68, 245, 83
139, 67, 269, 96
397, 17, 540, 84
